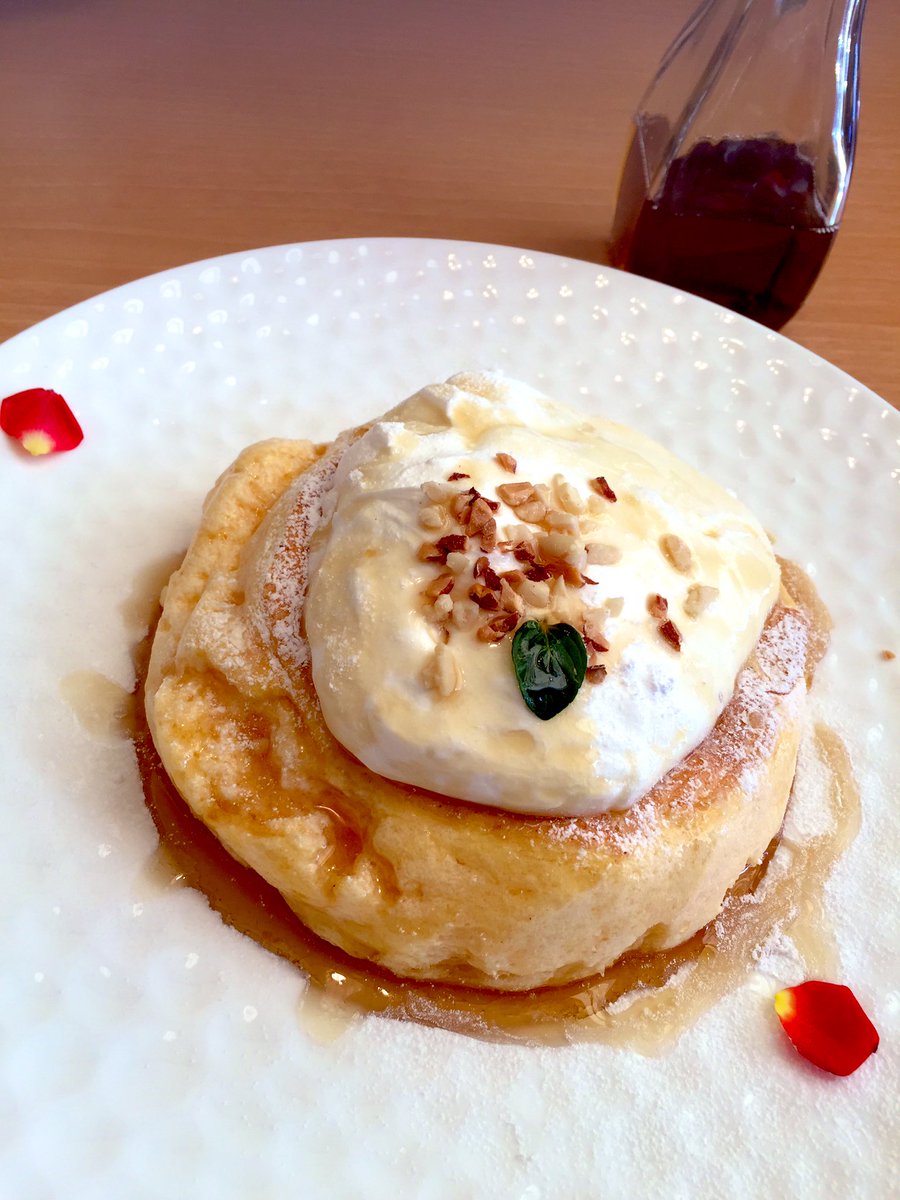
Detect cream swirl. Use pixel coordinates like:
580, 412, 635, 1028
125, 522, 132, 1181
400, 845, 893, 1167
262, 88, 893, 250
304, 371, 779, 815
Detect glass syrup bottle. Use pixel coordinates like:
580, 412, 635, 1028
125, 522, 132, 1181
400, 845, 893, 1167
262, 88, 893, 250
609, 0, 867, 329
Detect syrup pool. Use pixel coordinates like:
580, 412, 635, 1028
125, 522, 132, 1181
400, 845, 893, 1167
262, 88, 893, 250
122, 561, 858, 1050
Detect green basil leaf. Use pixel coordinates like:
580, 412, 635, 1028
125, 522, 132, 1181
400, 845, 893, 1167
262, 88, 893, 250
511, 620, 588, 721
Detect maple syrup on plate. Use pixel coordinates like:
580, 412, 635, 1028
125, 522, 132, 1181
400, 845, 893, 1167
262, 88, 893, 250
120, 557, 857, 1051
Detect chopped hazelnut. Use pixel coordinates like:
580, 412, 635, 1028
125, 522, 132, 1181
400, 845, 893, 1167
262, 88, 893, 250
477, 612, 519, 643
586, 664, 608, 684
445, 551, 469, 574
422, 480, 457, 502
497, 481, 535, 507
602, 597, 624, 618
500, 579, 525, 614
545, 508, 580, 533
421, 643, 462, 697
519, 578, 551, 608
435, 533, 468, 558
659, 618, 683, 652
539, 531, 578, 560
554, 477, 585, 515
515, 500, 547, 523
590, 476, 617, 502
647, 593, 669, 619
660, 533, 693, 573
683, 583, 719, 619
586, 542, 621, 566
469, 583, 500, 610
447, 471, 470, 481
419, 504, 448, 531
479, 518, 498, 552
423, 573, 456, 599
466, 496, 495, 534
495, 452, 517, 473
450, 492, 474, 521
583, 611, 609, 650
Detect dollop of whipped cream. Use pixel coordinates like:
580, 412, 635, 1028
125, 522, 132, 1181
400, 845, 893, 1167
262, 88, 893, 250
304, 371, 779, 815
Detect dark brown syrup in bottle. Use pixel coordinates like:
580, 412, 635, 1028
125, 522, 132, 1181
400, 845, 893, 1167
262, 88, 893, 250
611, 133, 836, 330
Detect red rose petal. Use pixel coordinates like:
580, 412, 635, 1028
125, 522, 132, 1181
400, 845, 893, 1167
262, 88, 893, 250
1, 388, 84, 455
774, 981, 879, 1076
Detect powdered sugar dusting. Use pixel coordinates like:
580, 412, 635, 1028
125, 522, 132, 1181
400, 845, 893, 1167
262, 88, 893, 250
255, 432, 356, 683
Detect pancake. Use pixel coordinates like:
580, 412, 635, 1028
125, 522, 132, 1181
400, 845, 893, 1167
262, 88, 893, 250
145, 376, 812, 992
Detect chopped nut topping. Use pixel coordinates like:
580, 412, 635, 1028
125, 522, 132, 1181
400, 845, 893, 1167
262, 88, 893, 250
683, 583, 719, 619
539, 531, 578, 560
602, 596, 624, 618
465, 496, 494, 534
479, 518, 498, 552
423, 572, 456, 599
583, 611, 609, 651
433, 594, 454, 618
450, 491, 473, 521
513, 540, 537, 564
421, 643, 462, 697
506, 523, 534, 544
435, 533, 468, 559
554, 477, 585, 515
660, 533, 693, 573
500, 568, 526, 588
545, 508, 580, 533
419, 504, 448, 531
447, 471, 470, 481
469, 583, 500, 610
417, 541, 443, 562
445, 551, 469, 574
586, 542, 621, 566
525, 563, 552, 582
560, 561, 586, 588
422, 480, 457, 502
497, 481, 535, 507
647, 593, 669, 619
482, 564, 503, 591
477, 612, 519, 643
500, 579, 524, 614
495, 452, 517, 473
880, 649, 895, 661
659, 618, 683, 652
518, 578, 551, 608
515, 499, 547, 523
590, 476, 617, 502
586, 664, 608, 684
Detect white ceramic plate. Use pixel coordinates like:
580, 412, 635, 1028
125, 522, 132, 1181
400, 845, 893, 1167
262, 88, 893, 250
1, 240, 897, 1200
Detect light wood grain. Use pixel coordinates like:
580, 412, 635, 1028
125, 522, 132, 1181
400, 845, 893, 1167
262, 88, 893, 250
0, 0, 897, 405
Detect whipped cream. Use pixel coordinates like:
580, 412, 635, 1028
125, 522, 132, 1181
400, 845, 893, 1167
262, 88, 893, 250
304, 371, 780, 815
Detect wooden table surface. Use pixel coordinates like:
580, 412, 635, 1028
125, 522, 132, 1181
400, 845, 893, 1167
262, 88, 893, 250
1, 0, 897, 406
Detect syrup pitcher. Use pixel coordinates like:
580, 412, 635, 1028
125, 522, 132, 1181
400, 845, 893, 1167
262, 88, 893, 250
609, 0, 867, 329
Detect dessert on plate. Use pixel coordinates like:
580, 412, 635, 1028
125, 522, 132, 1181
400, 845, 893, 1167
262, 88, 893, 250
144, 371, 811, 991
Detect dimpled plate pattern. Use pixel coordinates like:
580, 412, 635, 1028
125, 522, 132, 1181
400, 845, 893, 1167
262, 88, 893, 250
1, 240, 897, 1200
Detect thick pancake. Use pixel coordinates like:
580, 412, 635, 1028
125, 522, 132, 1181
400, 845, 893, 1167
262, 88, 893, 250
146, 437, 810, 991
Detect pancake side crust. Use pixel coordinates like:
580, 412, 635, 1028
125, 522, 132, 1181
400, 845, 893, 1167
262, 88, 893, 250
146, 438, 810, 991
